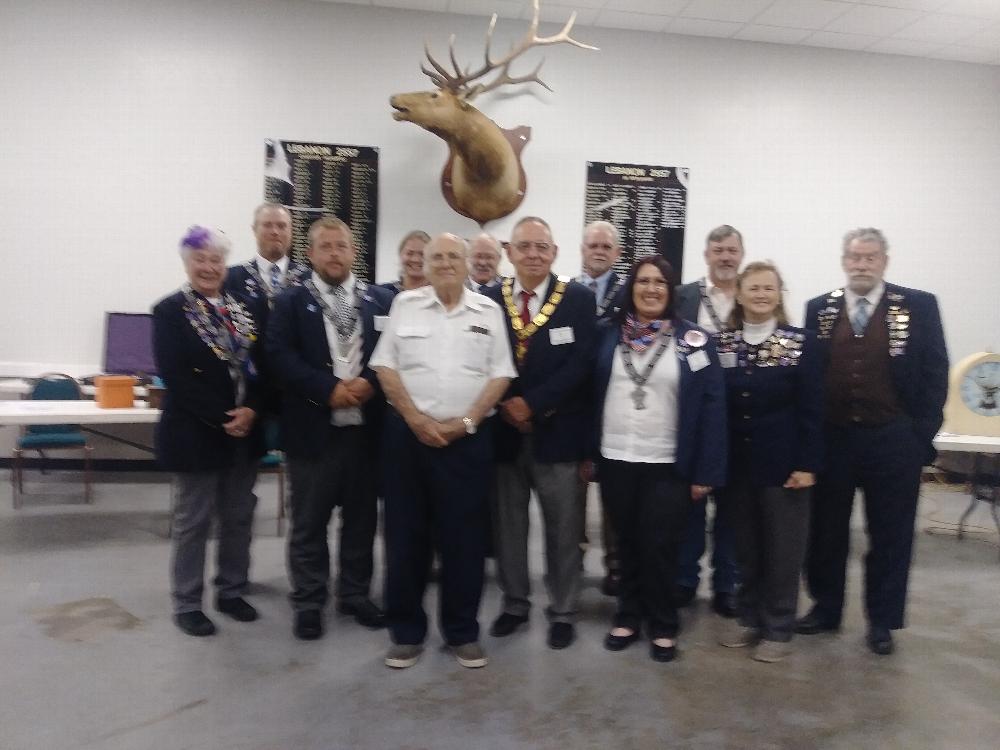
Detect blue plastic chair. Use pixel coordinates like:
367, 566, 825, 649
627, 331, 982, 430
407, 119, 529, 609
11, 373, 93, 508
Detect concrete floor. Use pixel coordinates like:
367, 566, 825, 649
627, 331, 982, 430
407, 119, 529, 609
0, 472, 998, 750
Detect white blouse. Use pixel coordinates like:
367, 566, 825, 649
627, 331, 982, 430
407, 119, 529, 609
601, 336, 680, 464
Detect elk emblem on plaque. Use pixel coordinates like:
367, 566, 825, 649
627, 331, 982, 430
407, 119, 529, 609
390, 0, 598, 226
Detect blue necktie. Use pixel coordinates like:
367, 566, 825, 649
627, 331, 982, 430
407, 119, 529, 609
852, 297, 870, 335
269, 263, 281, 292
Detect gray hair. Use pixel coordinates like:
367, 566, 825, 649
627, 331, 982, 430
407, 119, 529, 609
423, 233, 469, 271
706, 224, 743, 248
584, 220, 620, 247
252, 202, 291, 226
469, 232, 502, 256
511, 215, 552, 237
178, 225, 231, 259
842, 227, 889, 255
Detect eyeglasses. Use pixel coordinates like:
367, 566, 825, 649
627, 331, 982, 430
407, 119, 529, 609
513, 241, 553, 253
635, 278, 668, 289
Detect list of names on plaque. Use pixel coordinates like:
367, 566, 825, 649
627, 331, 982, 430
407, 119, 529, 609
264, 139, 379, 282
583, 161, 689, 279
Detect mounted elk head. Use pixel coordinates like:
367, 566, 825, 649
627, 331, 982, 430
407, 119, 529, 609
390, 0, 597, 226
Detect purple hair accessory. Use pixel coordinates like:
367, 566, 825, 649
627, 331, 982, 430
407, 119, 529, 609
181, 225, 212, 250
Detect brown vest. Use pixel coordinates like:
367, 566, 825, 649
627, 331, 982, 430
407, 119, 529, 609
825, 300, 902, 426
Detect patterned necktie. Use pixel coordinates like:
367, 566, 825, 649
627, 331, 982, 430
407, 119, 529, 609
269, 263, 281, 292
519, 290, 535, 327
852, 297, 870, 335
588, 278, 598, 293
332, 284, 357, 342
479, 283, 491, 294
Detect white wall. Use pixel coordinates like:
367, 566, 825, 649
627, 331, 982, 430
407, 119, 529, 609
1, 0, 998, 376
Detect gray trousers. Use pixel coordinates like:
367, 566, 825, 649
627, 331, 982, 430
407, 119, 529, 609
170, 449, 259, 614
726, 481, 811, 642
492, 439, 586, 623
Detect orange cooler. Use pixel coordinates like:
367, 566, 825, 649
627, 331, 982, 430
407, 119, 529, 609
94, 376, 136, 408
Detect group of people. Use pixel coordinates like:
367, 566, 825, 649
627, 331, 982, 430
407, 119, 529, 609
152, 202, 948, 670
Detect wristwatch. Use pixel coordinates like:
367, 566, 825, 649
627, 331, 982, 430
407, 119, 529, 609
462, 417, 477, 435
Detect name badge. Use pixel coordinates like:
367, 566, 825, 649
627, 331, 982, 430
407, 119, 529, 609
468, 325, 490, 336
688, 350, 710, 372
374, 315, 388, 332
549, 326, 575, 345
719, 352, 737, 369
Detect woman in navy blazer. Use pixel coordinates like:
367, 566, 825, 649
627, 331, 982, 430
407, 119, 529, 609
589, 256, 727, 662
715, 261, 823, 662
152, 226, 266, 637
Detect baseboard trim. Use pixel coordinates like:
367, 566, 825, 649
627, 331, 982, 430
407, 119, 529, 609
0, 457, 162, 472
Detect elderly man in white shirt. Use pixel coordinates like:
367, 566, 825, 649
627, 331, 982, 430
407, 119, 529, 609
371, 233, 515, 671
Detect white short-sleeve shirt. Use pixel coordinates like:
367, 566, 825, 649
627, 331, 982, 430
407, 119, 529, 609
369, 286, 517, 421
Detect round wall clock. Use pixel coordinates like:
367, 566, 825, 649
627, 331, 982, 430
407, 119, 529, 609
944, 352, 1000, 436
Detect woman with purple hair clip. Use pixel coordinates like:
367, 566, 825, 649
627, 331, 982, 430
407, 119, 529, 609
152, 225, 267, 637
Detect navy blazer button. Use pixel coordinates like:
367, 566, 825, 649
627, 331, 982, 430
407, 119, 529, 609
742, 391, 750, 397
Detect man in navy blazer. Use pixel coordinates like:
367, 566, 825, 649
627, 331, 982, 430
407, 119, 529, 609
797, 227, 948, 656
226, 203, 311, 309
483, 216, 597, 650
671, 225, 745, 617
266, 216, 393, 641
576, 220, 628, 596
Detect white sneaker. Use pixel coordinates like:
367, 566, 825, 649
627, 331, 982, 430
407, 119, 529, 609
753, 639, 791, 663
385, 644, 423, 669
453, 642, 488, 668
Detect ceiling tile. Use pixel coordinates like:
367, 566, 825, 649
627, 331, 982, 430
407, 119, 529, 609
854, 0, 947, 9
677, 0, 772, 24
534, 4, 601, 26
962, 23, 1000, 47
867, 36, 942, 55
375, 0, 449, 11
824, 5, 924, 35
613, 0, 688, 14
733, 24, 814, 44
594, 10, 672, 32
893, 12, 990, 42
938, 0, 1000, 20
667, 17, 742, 38
448, 0, 523, 19
929, 43, 1000, 62
753, 0, 855, 30
802, 30, 881, 49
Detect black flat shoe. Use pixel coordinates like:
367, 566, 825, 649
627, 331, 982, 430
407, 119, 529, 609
216, 596, 258, 622
489, 612, 529, 637
337, 599, 386, 629
294, 609, 324, 640
650, 641, 677, 662
174, 610, 216, 637
604, 629, 639, 652
600, 572, 622, 597
867, 626, 894, 656
795, 609, 841, 635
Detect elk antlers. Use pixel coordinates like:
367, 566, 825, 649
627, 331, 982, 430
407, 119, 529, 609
420, 0, 598, 101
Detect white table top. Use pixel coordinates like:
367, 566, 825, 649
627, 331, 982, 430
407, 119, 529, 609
0, 400, 161, 425
0, 378, 149, 398
934, 433, 1000, 454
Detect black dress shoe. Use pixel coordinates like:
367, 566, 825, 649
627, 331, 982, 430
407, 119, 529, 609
650, 641, 677, 662
216, 596, 258, 622
600, 572, 622, 597
712, 592, 738, 619
867, 626, 894, 655
174, 610, 216, 637
604, 629, 639, 652
675, 585, 697, 607
548, 622, 576, 650
337, 599, 386, 629
489, 612, 529, 637
294, 609, 324, 640
795, 609, 841, 635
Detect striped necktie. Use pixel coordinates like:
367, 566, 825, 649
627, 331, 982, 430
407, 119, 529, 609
852, 297, 871, 335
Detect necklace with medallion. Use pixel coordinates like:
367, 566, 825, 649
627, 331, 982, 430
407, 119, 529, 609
501, 276, 568, 364
619, 326, 673, 410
